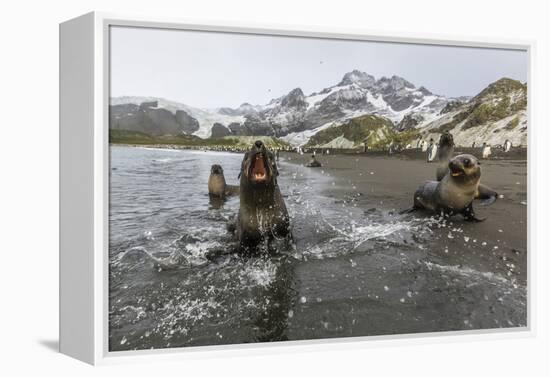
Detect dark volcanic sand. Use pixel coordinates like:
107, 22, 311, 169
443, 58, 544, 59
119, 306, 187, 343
284, 152, 528, 286
276, 151, 528, 338
109, 146, 528, 351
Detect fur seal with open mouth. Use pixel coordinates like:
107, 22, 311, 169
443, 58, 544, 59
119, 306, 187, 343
407, 154, 498, 221
208, 164, 239, 198
436, 131, 455, 181
234, 140, 291, 251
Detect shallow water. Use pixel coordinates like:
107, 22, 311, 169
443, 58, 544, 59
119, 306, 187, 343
109, 146, 526, 351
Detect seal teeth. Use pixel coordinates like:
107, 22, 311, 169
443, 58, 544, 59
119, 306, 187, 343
251, 153, 267, 181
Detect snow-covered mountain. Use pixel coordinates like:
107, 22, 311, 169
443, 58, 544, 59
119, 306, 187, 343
110, 72, 527, 147
244, 70, 452, 137
110, 69, 451, 140
110, 96, 247, 138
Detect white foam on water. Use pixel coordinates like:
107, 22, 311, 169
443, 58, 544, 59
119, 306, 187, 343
119, 305, 147, 321
138, 147, 182, 153
155, 295, 223, 339
238, 259, 278, 288
117, 246, 158, 265
185, 150, 242, 158
346, 221, 416, 245
184, 241, 223, 265
423, 261, 510, 285
152, 158, 173, 163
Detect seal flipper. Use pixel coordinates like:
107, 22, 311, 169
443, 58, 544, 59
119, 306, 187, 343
226, 216, 237, 233
476, 183, 498, 206
399, 207, 418, 215
463, 202, 486, 222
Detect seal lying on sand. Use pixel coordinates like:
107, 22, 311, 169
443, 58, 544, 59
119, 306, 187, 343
407, 154, 498, 221
436, 131, 455, 181
233, 140, 291, 251
208, 164, 239, 198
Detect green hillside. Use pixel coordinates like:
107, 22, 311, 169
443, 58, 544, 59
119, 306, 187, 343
434, 78, 527, 133
305, 114, 418, 149
109, 129, 291, 149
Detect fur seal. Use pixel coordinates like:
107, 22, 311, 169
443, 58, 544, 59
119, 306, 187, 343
234, 140, 291, 251
408, 154, 498, 221
306, 154, 322, 168
436, 131, 455, 181
208, 164, 239, 198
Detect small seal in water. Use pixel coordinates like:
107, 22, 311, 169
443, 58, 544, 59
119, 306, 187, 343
306, 154, 322, 168
208, 164, 239, 198
234, 140, 291, 251
436, 131, 455, 181
406, 154, 498, 221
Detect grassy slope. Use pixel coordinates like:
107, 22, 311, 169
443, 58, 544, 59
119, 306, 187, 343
433, 78, 527, 133
305, 114, 419, 149
109, 129, 291, 148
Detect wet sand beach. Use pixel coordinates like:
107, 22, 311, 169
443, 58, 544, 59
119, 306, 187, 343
109, 146, 527, 351
283, 151, 528, 285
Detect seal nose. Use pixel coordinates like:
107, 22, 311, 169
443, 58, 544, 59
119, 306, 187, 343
255, 140, 263, 148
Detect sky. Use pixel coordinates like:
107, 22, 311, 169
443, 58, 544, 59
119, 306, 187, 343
110, 26, 528, 109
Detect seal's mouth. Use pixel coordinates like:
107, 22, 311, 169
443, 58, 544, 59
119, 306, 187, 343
251, 153, 268, 182
449, 164, 465, 177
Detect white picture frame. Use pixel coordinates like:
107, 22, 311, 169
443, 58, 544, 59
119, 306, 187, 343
59, 11, 535, 365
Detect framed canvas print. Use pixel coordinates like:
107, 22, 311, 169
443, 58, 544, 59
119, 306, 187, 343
59, 12, 533, 365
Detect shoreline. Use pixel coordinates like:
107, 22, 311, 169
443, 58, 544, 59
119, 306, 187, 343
110, 142, 527, 161
280, 152, 527, 286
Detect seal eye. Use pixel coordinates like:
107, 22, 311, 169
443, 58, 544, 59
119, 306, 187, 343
463, 158, 471, 167
255, 140, 263, 148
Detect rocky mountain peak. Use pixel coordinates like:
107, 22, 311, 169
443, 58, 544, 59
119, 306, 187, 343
280, 88, 307, 109
339, 70, 376, 88
474, 77, 527, 102
377, 75, 415, 91
418, 86, 433, 96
